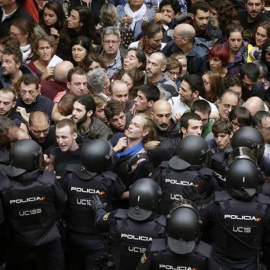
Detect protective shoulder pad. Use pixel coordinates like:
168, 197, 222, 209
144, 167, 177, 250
156, 215, 166, 227
199, 167, 214, 176
114, 208, 128, 219
150, 238, 167, 252
210, 152, 227, 163
66, 164, 78, 172
0, 172, 12, 191
39, 171, 56, 185
195, 241, 212, 259
214, 191, 231, 202
257, 193, 270, 205
102, 171, 118, 181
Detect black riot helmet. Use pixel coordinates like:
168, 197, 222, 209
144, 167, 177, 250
169, 135, 209, 170
76, 139, 115, 180
7, 139, 43, 177
166, 204, 202, 254
127, 178, 162, 221
226, 156, 260, 196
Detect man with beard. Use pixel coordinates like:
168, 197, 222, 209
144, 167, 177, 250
237, 0, 270, 41
72, 95, 113, 140
0, 47, 33, 88
145, 52, 178, 99
28, 111, 56, 151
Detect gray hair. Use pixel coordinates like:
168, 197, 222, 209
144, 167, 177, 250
102, 26, 121, 39
87, 68, 106, 94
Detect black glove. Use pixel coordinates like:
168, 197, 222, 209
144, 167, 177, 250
91, 195, 107, 213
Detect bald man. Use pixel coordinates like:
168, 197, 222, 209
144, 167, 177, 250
40, 61, 74, 100
243, 96, 269, 116
28, 111, 57, 150
162, 24, 209, 75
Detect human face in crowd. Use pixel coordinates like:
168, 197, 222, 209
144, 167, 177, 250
194, 110, 209, 129
134, 90, 149, 112
217, 93, 238, 120
166, 67, 180, 82
56, 125, 77, 152
88, 61, 101, 71
129, 0, 144, 10
179, 80, 198, 106
72, 44, 87, 64
102, 34, 121, 55
193, 9, 210, 31
67, 74, 89, 96
214, 132, 232, 150
2, 54, 20, 76
228, 31, 243, 53
72, 101, 91, 125
210, 8, 218, 19
231, 118, 243, 132
103, 74, 110, 94
0, 91, 15, 116
123, 50, 142, 71
177, 57, 187, 76
266, 51, 270, 62
95, 103, 108, 124
152, 104, 172, 131
173, 31, 185, 48
202, 74, 211, 95
43, 7, 58, 27
109, 112, 126, 131
255, 26, 268, 48
0, 44, 4, 61
242, 75, 257, 91
209, 57, 223, 71
146, 53, 165, 78
0, 0, 12, 7
28, 120, 50, 144
160, 4, 176, 19
9, 25, 28, 46
127, 115, 148, 141
121, 73, 134, 91
181, 119, 203, 137
20, 83, 39, 105
146, 31, 163, 50
67, 9, 81, 30
245, 0, 264, 21
37, 40, 53, 62
111, 84, 129, 108
259, 117, 270, 143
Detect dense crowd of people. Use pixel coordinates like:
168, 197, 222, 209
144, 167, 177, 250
2, 0, 270, 269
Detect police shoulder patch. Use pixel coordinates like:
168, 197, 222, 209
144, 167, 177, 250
141, 253, 147, 264
103, 213, 110, 221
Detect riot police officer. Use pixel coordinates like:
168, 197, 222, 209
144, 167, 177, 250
200, 156, 270, 270
0, 139, 67, 270
137, 201, 220, 270
91, 178, 166, 270
61, 139, 125, 270
151, 135, 219, 215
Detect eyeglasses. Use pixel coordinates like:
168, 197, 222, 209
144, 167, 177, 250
168, 70, 180, 76
260, 126, 270, 131
103, 40, 119, 44
30, 126, 50, 135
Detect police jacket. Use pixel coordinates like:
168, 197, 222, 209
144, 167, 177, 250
151, 161, 219, 215
62, 164, 125, 235
95, 208, 166, 270
200, 190, 270, 260
0, 170, 67, 247
136, 238, 220, 270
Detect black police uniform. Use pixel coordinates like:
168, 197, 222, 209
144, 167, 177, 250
151, 161, 219, 215
200, 190, 270, 270
136, 238, 220, 270
95, 208, 166, 270
0, 169, 67, 270
62, 164, 125, 270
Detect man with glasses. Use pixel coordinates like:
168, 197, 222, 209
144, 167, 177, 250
15, 74, 54, 123
240, 62, 265, 101
217, 90, 239, 120
94, 26, 126, 79
28, 111, 57, 151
